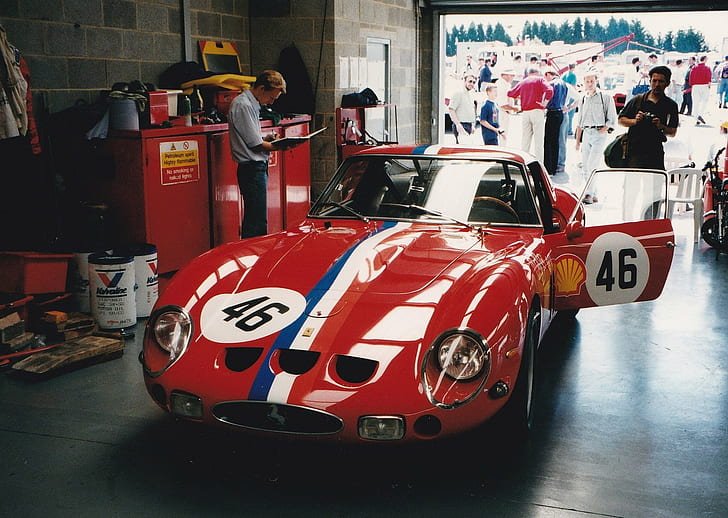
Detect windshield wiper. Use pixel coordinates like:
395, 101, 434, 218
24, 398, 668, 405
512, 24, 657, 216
379, 203, 475, 231
317, 201, 369, 222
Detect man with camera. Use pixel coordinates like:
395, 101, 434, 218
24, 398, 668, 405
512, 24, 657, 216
618, 65, 679, 170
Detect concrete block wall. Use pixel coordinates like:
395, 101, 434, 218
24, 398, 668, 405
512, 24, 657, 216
250, 0, 424, 196
1, 0, 432, 202
0, 0, 250, 114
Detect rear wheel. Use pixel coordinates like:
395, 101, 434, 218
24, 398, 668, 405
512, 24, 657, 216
498, 304, 540, 438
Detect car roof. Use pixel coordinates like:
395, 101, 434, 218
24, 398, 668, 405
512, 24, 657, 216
352, 144, 535, 164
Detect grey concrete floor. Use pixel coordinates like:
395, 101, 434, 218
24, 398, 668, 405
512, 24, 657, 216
1, 214, 727, 518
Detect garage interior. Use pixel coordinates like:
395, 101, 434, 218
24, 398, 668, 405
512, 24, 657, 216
1, 1, 727, 517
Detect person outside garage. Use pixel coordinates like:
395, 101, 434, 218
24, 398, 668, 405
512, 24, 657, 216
574, 68, 617, 181
477, 84, 503, 145
229, 69, 294, 238
625, 57, 644, 103
717, 56, 728, 109
507, 66, 553, 163
689, 55, 711, 125
448, 73, 478, 144
494, 68, 518, 145
557, 80, 579, 175
670, 59, 686, 104
543, 67, 568, 175
618, 65, 679, 170
478, 57, 492, 91
680, 56, 696, 116
562, 63, 578, 135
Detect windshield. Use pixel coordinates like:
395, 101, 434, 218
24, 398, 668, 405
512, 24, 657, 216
309, 156, 541, 227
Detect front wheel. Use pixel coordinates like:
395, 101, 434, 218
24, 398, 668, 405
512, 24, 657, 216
701, 217, 720, 249
497, 304, 540, 438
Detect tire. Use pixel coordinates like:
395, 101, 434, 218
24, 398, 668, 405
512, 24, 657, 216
701, 217, 720, 249
498, 304, 540, 438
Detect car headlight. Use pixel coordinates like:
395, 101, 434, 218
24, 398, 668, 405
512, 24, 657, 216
437, 332, 489, 381
152, 307, 192, 361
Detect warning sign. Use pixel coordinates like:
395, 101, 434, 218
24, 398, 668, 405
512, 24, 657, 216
160, 140, 200, 185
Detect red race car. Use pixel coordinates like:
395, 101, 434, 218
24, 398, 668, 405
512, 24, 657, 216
141, 145, 674, 442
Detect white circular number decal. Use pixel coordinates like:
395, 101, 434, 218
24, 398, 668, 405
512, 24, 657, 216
585, 232, 650, 306
200, 288, 306, 343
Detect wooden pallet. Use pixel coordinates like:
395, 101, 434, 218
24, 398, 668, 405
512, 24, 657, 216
11, 335, 125, 378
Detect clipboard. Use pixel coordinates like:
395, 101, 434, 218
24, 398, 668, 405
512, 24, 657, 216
272, 126, 327, 147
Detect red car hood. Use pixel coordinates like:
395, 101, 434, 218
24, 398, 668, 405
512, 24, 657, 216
176, 221, 483, 301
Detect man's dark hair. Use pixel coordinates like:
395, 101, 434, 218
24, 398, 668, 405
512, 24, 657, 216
676, 59, 683, 66
649, 53, 657, 59
632, 57, 640, 65
649, 65, 672, 83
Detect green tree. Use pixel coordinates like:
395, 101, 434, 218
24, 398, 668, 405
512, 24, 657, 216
572, 17, 583, 43
522, 21, 531, 41
476, 23, 486, 42
493, 22, 513, 46
583, 19, 593, 41
558, 21, 571, 43
466, 22, 479, 42
661, 31, 675, 52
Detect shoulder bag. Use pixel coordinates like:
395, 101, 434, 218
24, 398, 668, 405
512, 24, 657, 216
604, 94, 645, 168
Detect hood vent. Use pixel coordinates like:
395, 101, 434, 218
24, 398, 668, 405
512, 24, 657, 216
225, 347, 263, 372
278, 349, 320, 375
335, 355, 378, 383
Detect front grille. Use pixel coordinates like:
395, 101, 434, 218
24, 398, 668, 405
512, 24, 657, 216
213, 401, 343, 435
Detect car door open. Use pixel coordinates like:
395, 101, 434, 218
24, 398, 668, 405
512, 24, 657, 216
551, 169, 675, 311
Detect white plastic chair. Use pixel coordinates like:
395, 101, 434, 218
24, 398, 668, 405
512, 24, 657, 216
666, 168, 704, 243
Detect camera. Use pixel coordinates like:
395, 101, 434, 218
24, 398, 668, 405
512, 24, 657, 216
641, 111, 656, 121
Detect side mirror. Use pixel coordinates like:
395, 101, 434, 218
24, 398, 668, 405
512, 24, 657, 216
566, 220, 584, 239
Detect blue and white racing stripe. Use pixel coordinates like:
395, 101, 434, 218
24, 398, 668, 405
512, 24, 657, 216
248, 221, 408, 402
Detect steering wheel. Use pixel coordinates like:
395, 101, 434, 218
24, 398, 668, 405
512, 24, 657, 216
472, 196, 520, 222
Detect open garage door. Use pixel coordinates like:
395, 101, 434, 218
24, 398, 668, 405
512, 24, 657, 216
429, 1, 728, 147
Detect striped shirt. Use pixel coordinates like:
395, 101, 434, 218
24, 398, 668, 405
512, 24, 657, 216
577, 90, 617, 129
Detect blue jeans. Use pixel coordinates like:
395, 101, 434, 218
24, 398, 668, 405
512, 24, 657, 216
237, 161, 268, 238
558, 112, 569, 172
719, 79, 728, 106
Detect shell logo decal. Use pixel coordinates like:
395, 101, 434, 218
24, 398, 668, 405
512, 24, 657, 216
554, 254, 586, 297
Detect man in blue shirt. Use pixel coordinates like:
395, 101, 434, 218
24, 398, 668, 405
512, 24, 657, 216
543, 68, 568, 175
478, 58, 492, 91
229, 70, 290, 238
562, 63, 578, 135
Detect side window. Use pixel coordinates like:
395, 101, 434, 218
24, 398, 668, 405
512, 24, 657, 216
580, 170, 668, 226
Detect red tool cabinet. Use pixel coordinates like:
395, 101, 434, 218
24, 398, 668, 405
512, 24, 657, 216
95, 116, 311, 275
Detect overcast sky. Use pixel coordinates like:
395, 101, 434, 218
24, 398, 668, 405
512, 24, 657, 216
446, 11, 728, 51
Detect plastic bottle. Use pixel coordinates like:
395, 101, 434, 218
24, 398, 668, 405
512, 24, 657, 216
190, 85, 203, 113
179, 94, 192, 126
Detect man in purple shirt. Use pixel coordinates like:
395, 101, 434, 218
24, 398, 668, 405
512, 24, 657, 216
508, 67, 553, 163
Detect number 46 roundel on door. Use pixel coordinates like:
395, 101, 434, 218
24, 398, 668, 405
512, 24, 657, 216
552, 221, 675, 310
